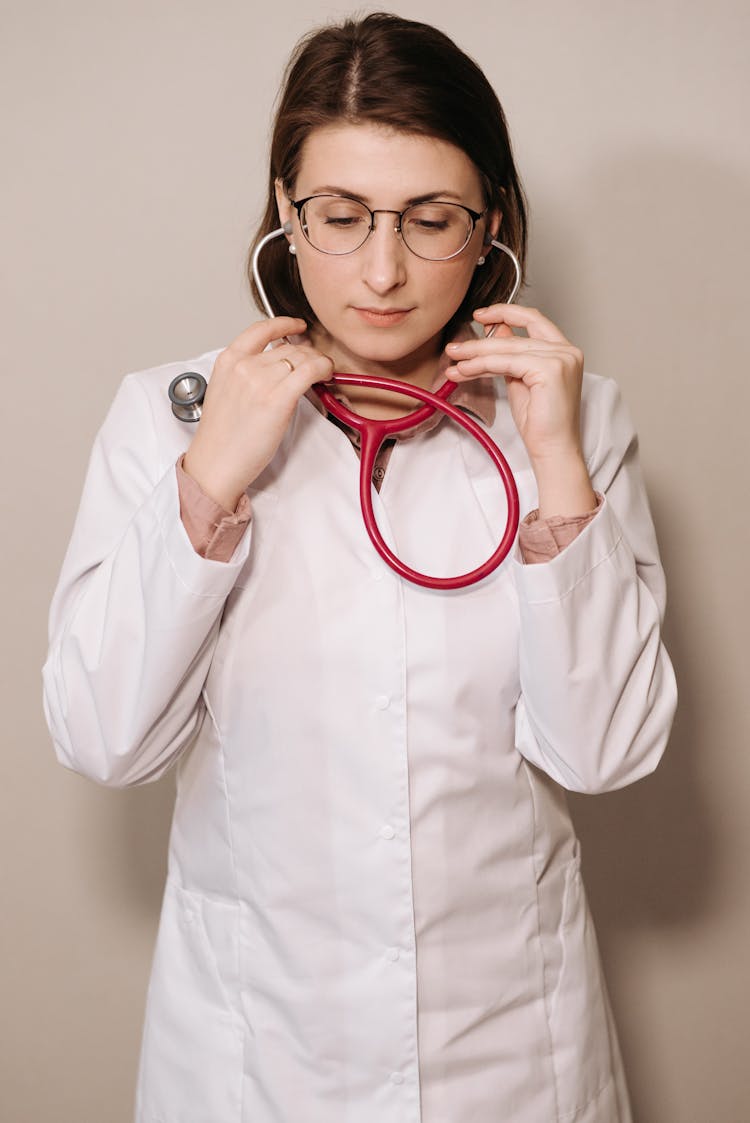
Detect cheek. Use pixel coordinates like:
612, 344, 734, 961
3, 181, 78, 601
424, 261, 478, 312
295, 255, 349, 313
294, 253, 477, 323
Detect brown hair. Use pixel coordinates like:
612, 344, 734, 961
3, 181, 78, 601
247, 12, 528, 333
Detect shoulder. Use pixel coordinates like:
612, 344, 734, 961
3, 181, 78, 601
100, 347, 224, 474
122, 345, 223, 405
580, 369, 626, 415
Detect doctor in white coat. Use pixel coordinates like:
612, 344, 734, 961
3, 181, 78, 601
43, 13, 677, 1123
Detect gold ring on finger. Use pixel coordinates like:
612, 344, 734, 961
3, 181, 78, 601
279, 357, 295, 374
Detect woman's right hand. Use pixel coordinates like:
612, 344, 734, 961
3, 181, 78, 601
182, 318, 333, 510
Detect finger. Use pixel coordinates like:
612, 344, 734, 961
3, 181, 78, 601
261, 342, 330, 373
287, 352, 335, 393
484, 323, 514, 339
473, 304, 569, 344
446, 352, 575, 382
226, 317, 308, 356
447, 336, 574, 359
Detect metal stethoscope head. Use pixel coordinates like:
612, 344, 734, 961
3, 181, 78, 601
168, 370, 208, 423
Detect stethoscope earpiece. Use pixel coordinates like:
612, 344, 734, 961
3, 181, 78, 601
168, 372, 207, 422
483, 239, 521, 338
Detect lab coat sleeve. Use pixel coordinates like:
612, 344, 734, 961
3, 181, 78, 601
511, 374, 678, 793
42, 373, 251, 788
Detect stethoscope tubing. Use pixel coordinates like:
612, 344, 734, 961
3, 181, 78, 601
316, 373, 520, 589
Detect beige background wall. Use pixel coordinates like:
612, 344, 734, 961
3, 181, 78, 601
2, 1, 748, 1119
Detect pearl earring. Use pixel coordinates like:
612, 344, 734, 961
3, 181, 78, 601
289, 243, 297, 256
476, 255, 486, 266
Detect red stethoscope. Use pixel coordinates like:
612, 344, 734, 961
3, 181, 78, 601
169, 228, 521, 591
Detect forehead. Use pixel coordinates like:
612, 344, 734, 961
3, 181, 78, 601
295, 122, 483, 205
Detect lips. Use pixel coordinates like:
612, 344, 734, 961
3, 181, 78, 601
353, 307, 413, 326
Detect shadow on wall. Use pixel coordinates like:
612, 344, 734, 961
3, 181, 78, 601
81, 777, 176, 919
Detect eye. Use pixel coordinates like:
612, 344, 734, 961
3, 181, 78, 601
405, 203, 461, 234
308, 198, 370, 228
323, 215, 366, 227
411, 218, 450, 232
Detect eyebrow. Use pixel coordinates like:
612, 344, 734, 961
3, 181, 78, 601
302, 185, 467, 206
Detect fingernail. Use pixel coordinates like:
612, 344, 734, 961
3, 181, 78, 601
446, 342, 461, 351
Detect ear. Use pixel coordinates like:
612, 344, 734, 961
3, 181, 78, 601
274, 178, 294, 238
484, 208, 502, 245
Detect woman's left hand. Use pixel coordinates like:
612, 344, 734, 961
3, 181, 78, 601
445, 303, 586, 464
444, 303, 598, 518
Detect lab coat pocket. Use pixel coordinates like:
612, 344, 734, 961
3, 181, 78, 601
135, 880, 243, 1122
547, 845, 616, 1119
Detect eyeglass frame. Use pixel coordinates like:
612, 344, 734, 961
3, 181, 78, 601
288, 194, 488, 261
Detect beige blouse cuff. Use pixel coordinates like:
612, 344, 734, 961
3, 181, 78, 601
176, 457, 252, 562
177, 456, 604, 567
517, 493, 604, 564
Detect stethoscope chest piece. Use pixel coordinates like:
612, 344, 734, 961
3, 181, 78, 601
168, 372, 207, 422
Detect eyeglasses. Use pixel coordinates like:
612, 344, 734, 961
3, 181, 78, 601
289, 195, 486, 261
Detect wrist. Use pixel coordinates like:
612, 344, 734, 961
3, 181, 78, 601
182, 450, 246, 513
530, 452, 597, 520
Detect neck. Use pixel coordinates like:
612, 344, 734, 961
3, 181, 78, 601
310, 327, 448, 420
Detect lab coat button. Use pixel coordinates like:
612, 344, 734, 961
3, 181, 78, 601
386, 946, 400, 961
375, 694, 390, 710
390, 1071, 405, 1085
379, 824, 396, 840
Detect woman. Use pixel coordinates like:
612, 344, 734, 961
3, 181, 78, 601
43, 13, 677, 1122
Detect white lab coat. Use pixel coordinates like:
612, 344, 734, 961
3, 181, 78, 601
43, 346, 677, 1123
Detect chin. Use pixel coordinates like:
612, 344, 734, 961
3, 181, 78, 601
341, 323, 443, 365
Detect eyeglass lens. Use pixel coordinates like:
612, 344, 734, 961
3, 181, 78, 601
299, 197, 475, 260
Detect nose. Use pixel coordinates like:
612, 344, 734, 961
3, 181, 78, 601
360, 211, 408, 295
